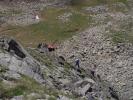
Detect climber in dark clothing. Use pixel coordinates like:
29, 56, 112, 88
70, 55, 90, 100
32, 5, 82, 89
75, 59, 80, 68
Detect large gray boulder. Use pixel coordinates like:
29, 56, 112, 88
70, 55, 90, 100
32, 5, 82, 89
0, 36, 45, 83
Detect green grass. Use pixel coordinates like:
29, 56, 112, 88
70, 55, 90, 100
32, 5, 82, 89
19, 75, 56, 96
0, 75, 43, 99
48, 96, 56, 100
109, 18, 133, 44
111, 31, 133, 43
1, 7, 89, 47
1, 0, 129, 47
27, 7, 89, 45
0, 75, 61, 99
70, 0, 128, 6
70, 0, 128, 12
0, 85, 27, 98
0, 65, 8, 73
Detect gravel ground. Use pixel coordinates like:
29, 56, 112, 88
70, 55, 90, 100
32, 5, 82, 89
56, 3, 133, 100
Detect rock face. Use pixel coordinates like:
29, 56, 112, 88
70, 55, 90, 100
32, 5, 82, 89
0, 36, 45, 83
0, 36, 119, 100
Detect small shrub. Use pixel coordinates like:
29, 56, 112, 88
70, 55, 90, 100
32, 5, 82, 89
48, 96, 56, 100
111, 32, 133, 43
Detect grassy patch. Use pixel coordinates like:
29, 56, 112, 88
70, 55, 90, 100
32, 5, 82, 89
1, 7, 89, 47
70, 0, 127, 7
0, 85, 27, 98
0, 83, 25, 98
0, 1, 129, 47
0, 75, 60, 99
111, 31, 133, 43
0, 65, 8, 73
69, 0, 128, 11
0, 75, 43, 99
27, 48, 55, 69
48, 96, 56, 100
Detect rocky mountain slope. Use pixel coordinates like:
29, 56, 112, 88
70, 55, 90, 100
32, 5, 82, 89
56, 0, 133, 100
0, 0, 133, 100
0, 36, 119, 100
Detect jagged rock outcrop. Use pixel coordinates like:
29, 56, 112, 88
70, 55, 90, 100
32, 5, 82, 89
0, 36, 120, 100
0, 36, 45, 84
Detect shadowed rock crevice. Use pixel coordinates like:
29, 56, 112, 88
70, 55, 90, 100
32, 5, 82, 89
0, 37, 26, 59
8, 39, 26, 58
0, 36, 45, 84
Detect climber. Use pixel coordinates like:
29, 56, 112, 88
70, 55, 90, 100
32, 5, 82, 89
75, 58, 80, 68
48, 44, 55, 52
